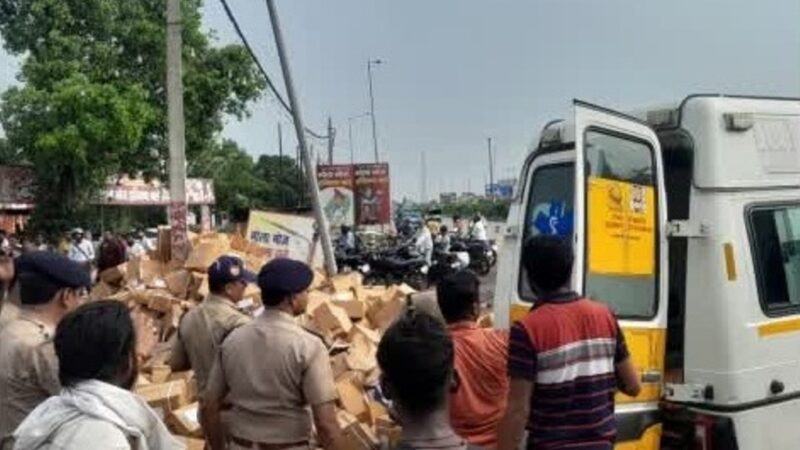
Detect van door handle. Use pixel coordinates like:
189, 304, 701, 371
641, 371, 662, 383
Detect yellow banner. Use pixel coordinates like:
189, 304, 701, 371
587, 177, 655, 276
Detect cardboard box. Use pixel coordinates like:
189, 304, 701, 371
345, 328, 377, 373
151, 364, 172, 384
184, 241, 227, 272
138, 259, 165, 284
135, 379, 188, 414
336, 379, 370, 423
147, 291, 178, 314
306, 291, 330, 316
164, 270, 192, 299
314, 302, 353, 337
478, 312, 494, 328
332, 292, 366, 320
177, 437, 206, 450
330, 273, 362, 293
337, 411, 379, 450
367, 295, 406, 332
99, 263, 128, 285
375, 415, 402, 448
167, 402, 202, 438
348, 324, 380, 346
310, 269, 329, 291
90, 281, 117, 302
368, 401, 389, 427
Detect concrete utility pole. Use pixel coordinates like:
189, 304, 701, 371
367, 59, 382, 163
327, 116, 335, 165
166, 0, 189, 260
266, 0, 337, 275
488, 137, 494, 200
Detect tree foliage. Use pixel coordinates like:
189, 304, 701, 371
189, 139, 308, 222
440, 197, 511, 221
0, 0, 265, 231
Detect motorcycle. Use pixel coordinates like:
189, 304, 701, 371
451, 237, 494, 276
427, 242, 470, 285
359, 244, 430, 291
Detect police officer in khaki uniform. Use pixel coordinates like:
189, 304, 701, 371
202, 258, 343, 450
0, 251, 90, 449
170, 255, 255, 393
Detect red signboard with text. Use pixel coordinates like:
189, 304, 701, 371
354, 163, 391, 226
317, 164, 355, 228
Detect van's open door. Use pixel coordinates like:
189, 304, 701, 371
574, 101, 668, 449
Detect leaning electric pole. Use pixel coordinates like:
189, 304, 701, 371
166, 0, 189, 260
266, 0, 337, 275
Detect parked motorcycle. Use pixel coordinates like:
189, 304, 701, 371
451, 237, 494, 276
359, 245, 429, 290
427, 244, 470, 285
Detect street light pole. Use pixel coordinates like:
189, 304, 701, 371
367, 59, 382, 163
347, 112, 371, 165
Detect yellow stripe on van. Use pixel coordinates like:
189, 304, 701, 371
758, 318, 800, 337
615, 423, 662, 450
723, 242, 737, 281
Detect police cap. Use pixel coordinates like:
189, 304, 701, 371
15, 251, 91, 305
257, 257, 313, 298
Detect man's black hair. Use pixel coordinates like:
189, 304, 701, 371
208, 279, 226, 295
261, 289, 290, 307
522, 234, 574, 294
436, 270, 480, 324
377, 311, 453, 416
55, 300, 136, 389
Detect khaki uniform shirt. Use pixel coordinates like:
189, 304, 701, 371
0, 316, 59, 444
170, 294, 251, 393
205, 309, 337, 444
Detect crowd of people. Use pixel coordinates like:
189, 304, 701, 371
0, 232, 640, 450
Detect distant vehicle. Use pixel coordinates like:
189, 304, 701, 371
494, 95, 800, 450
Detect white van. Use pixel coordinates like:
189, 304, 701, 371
493, 95, 800, 449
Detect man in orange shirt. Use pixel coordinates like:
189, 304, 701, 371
437, 270, 509, 449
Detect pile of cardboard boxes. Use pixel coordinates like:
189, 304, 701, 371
91, 232, 411, 449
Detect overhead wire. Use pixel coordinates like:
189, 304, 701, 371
217, 0, 328, 140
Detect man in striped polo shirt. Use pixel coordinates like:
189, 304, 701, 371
497, 235, 641, 450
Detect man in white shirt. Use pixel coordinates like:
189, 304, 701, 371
68, 230, 95, 268
469, 215, 488, 242
0, 231, 9, 254
415, 222, 434, 265
126, 235, 146, 259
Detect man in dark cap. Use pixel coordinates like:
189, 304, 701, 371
202, 258, 343, 450
0, 251, 91, 449
170, 255, 255, 395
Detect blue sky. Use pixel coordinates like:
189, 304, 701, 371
2, 0, 800, 200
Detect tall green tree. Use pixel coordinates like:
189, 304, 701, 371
254, 153, 308, 209
0, 0, 265, 232
189, 139, 308, 221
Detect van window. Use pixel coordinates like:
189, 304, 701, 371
748, 204, 800, 315
584, 130, 658, 318
519, 163, 575, 300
